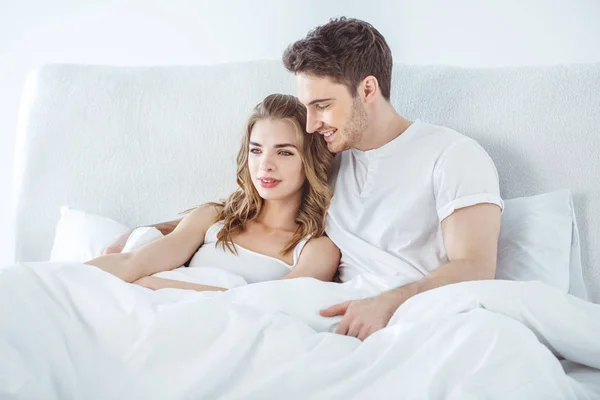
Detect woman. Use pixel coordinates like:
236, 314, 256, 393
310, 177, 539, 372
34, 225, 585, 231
85, 94, 340, 291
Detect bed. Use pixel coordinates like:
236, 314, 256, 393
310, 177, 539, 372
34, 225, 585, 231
4, 61, 600, 398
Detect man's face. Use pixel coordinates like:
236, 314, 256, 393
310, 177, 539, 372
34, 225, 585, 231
296, 73, 368, 153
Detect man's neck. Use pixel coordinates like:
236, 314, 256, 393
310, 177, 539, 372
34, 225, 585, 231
357, 103, 412, 151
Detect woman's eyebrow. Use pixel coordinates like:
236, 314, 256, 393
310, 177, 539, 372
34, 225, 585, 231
249, 141, 297, 149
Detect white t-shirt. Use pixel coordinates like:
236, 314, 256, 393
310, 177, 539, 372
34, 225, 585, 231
326, 120, 503, 284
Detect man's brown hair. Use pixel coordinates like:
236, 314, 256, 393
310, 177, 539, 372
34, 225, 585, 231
283, 17, 393, 100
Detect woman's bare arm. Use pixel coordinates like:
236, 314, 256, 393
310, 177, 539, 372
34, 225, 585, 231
85, 205, 220, 282
103, 218, 184, 255
133, 276, 226, 292
283, 237, 340, 282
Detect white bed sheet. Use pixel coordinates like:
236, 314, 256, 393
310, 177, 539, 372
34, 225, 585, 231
563, 361, 600, 398
1, 262, 599, 399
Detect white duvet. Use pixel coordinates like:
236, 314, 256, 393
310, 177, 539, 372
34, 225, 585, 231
1, 262, 599, 399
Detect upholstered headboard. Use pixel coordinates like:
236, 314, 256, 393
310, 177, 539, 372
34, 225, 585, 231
12, 61, 600, 301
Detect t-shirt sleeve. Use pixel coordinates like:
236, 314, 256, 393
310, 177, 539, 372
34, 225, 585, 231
433, 138, 504, 221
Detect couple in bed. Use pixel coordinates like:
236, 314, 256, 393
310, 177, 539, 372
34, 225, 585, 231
87, 17, 503, 341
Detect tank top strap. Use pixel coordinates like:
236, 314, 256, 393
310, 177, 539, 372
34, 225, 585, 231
204, 221, 224, 243
292, 235, 312, 267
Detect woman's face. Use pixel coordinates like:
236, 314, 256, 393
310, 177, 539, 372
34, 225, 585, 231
248, 118, 306, 201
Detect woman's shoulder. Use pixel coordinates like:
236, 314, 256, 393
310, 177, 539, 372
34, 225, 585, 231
291, 235, 341, 281
187, 203, 222, 218
178, 203, 223, 232
300, 235, 340, 261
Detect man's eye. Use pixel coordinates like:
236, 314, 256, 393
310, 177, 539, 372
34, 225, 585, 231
316, 104, 329, 111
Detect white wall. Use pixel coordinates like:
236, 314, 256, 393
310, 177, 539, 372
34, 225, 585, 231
2, 0, 600, 265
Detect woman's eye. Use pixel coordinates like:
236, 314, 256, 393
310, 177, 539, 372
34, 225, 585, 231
279, 151, 293, 156
250, 148, 261, 154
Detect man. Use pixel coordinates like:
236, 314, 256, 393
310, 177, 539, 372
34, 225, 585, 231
105, 17, 503, 341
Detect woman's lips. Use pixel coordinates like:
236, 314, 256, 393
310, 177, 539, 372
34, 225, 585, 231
259, 178, 281, 188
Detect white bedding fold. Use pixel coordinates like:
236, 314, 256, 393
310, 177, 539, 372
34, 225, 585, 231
0, 262, 598, 399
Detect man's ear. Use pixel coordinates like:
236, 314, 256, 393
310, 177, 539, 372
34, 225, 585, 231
360, 76, 379, 103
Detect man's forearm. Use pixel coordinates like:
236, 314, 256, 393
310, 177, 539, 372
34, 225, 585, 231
382, 259, 496, 309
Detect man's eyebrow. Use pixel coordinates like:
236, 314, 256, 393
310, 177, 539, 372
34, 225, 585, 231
249, 141, 297, 149
307, 97, 334, 106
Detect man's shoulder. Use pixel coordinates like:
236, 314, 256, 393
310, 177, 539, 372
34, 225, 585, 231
410, 121, 491, 162
415, 120, 470, 145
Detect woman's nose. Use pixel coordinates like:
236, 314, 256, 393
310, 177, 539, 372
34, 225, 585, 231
260, 156, 275, 171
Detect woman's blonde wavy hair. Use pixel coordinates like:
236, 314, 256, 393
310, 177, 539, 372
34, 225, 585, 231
194, 94, 334, 256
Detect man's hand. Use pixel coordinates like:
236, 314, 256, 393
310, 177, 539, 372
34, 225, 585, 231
102, 230, 134, 255
320, 287, 412, 341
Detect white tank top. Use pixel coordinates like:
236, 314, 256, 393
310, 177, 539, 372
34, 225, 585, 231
187, 221, 311, 283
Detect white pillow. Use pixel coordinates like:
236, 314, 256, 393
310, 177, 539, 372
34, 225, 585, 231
121, 226, 164, 253
496, 189, 585, 298
567, 204, 588, 300
49, 206, 131, 262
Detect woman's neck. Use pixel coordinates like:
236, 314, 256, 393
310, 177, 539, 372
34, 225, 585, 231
256, 193, 302, 232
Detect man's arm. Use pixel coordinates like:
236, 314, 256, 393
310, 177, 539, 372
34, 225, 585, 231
321, 203, 502, 341
381, 203, 501, 307
102, 218, 184, 255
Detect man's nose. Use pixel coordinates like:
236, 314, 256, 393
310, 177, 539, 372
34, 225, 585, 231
306, 108, 321, 134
